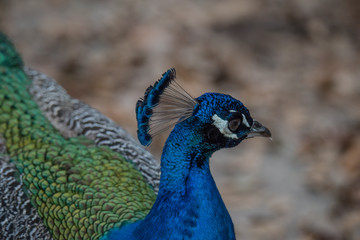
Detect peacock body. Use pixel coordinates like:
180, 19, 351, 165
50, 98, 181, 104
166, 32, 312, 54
0, 33, 270, 239
0, 33, 158, 240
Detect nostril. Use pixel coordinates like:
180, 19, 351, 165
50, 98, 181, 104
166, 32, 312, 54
253, 121, 261, 128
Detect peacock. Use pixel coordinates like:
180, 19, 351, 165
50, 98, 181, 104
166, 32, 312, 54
0, 33, 271, 239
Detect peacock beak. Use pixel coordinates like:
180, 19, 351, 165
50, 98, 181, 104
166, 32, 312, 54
246, 120, 272, 139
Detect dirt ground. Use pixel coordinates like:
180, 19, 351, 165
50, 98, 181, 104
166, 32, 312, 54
1, 0, 360, 239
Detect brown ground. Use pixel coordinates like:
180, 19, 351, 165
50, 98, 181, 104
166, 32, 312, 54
1, 0, 360, 239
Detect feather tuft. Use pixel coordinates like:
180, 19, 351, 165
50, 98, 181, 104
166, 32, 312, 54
136, 68, 197, 146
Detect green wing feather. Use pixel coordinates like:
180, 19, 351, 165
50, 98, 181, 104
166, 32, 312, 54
0, 33, 155, 240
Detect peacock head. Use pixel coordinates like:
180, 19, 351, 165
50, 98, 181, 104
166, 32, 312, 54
136, 68, 271, 151
192, 92, 270, 150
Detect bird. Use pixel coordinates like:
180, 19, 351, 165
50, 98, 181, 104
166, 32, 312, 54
0, 33, 271, 240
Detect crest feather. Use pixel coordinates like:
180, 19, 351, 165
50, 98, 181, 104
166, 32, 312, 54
136, 68, 197, 146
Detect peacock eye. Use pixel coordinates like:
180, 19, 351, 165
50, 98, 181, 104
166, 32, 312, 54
228, 118, 242, 132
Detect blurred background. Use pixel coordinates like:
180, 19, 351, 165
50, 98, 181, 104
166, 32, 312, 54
1, 0, 360, 239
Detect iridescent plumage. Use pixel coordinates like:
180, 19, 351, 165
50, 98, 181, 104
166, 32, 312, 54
0, 33, 156, 240
0, 33, 271, 240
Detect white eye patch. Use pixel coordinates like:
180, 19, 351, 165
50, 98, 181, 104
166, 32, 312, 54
211, 114, 238, 139
241, 114, 250, 128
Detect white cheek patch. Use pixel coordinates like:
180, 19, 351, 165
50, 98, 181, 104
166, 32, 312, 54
211, 114, 239, 139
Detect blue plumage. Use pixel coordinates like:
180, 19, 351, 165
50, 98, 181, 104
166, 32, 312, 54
103, 69, 271, 239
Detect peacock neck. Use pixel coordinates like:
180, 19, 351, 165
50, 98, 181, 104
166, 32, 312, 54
133, 123, 236, 240
158, 126, 210, 195
103, 123, 236, 239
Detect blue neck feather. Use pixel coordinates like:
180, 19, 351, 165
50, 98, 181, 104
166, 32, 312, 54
103, 120, 235, 240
